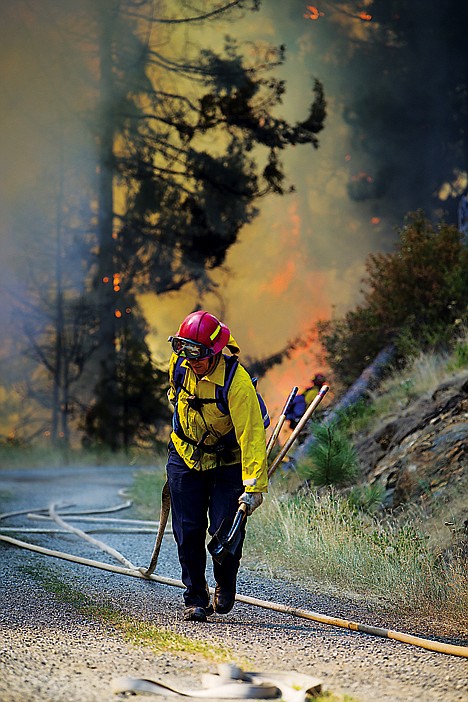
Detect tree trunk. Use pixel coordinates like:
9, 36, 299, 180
95, 6, 120, 450
52, 129, 65, 447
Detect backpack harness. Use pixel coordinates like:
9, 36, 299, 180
172, 354, 269, 465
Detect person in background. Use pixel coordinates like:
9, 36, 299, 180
303, 373, 326, 408
285, 373, 326, 430
166, 310, 268, 622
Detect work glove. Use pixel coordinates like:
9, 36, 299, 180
238, 492, 263, 516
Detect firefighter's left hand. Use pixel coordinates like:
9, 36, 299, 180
239, 492, 263, 516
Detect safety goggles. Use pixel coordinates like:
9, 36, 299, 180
168, 336, 214, 360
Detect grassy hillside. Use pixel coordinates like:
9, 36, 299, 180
245, 339, 468, 632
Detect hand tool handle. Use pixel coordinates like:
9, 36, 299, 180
267, 385, 329, 479
226, 502, 247, 541
266, 386, 299, 458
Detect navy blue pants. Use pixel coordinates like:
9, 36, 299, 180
166, 445, 245, 608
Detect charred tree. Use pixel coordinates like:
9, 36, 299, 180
93, 2, 121, 449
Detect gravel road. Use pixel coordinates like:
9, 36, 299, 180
0, 465, 467, 702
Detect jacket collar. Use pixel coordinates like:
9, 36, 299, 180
181, 354, 228, 387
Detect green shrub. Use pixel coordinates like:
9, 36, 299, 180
347, 482, 385, 515
318, 211, 468, 387
297, 422, 359, 487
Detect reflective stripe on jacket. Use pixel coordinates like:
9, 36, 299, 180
167, 353, 268, 493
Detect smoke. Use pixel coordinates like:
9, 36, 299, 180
0, 2, 99, 439
0, 3, 96, 283
142, 0, 468, 412
142, 1, 394, 410
2, 0, 466, 433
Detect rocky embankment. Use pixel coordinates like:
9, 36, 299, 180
354, 370, 468, 522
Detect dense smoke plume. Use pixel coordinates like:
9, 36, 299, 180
1, 0, 467, 432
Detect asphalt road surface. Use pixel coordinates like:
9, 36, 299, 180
0, 464, 467, 702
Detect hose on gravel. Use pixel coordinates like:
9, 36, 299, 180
1, 530, 467, 659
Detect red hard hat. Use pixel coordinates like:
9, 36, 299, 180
177, 311, 230, 355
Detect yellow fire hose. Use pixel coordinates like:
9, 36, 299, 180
0, 530, 467, 659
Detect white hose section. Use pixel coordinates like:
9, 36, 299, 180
28, 513, 172, 528
0, 532, 185, 588
0, 527, 166, 534
48, 502, 136, 570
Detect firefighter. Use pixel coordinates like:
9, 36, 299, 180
285, 373, 326, 430
166, 311, 268, 622
303, 373, 326, 408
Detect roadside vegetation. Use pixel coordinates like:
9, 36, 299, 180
249, 333, 468, 629
236, 216, 463, 631
246, 488, 467, 626
21, 564, 233, 662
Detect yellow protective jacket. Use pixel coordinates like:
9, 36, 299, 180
167, 348, 268, 493
303, 386, 319, 408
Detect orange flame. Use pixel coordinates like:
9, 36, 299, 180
115, 309, 122, 318
261, 202, 301, 296
359, 12, 372, 21
268, 259, 296, 295
304, 5, 324, 20
113, 272, 122, 292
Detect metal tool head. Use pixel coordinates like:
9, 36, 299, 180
207, 504, 247, 565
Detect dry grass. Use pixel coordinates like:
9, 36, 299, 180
345, 332, 468, 438
245, 490, 468, 629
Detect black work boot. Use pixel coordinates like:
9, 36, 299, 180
213, 585, 236, 614
183, 606, 208, 622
